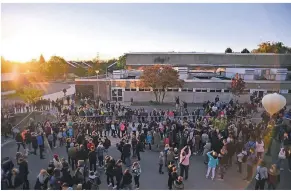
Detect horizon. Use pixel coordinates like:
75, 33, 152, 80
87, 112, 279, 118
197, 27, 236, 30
2, 3, 291, 62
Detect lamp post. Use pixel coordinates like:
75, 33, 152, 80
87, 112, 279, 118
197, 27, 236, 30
95, 70, 100, 100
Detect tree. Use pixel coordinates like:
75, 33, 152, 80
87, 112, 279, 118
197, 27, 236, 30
252, 41, 291, 53
241, 48, 250, 53
116, 54, 126, 69
74, 66, 87, 77
46, 56, 68, 79
225, 47, 233, 53
17, 86, 44, 104
140, 65, 183, 103
229, 73, 246, 97
39, 54, 46, 64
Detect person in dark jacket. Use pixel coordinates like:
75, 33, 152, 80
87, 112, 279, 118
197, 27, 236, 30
31, 133, 38, 155
88, 146, 97, 172
103, 136, 111, 150
68, 143, 78, 170
25, 130, 32, 153
9, 168, 23, 189
34, 169, 49, 190
2, 157, 14, 188
105, 156, 115, 188
37, 134, 45, 159
114, 160, 123, 190
122, 141, 132, 167
121, 169, 133, 190
15, 132, 26, 152
76, 145, 88, 163
18, 157, 29, 189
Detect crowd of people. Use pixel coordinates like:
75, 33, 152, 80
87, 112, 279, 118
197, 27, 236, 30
1, 94, 291, 190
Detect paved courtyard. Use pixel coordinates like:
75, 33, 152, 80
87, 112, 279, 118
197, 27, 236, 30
1, 109, 291, 190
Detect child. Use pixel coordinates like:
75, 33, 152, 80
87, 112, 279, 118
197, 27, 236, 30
158, 151, 164, 174
146, 132, 152, 150
237, 149, 247, 173
206, 151, 219, 180
132, 162, 141, 189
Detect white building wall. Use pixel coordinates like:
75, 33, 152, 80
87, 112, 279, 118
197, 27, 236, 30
123, 91, 250, 103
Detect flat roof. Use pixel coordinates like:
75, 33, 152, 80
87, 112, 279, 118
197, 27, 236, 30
126, 52, 290, 56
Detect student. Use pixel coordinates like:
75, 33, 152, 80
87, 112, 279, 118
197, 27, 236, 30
132, 162, 141, 189
206, 151, 219, 180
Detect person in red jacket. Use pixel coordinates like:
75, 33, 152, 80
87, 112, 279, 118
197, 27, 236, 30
87, 138, 95, 150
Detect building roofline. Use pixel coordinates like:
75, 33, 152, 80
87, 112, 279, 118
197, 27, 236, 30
125, 52, 291, 56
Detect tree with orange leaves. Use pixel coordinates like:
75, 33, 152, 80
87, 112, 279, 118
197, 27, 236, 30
140, 65, 183, 103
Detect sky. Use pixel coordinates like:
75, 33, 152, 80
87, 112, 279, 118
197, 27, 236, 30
1, 3, 291, 62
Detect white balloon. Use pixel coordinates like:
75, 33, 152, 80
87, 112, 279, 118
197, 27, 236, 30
262, 93, 286, 116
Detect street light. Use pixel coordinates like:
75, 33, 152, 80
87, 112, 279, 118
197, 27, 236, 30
95, 70, 100, 100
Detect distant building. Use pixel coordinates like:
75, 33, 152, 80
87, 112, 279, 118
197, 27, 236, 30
75, 52, 291, 104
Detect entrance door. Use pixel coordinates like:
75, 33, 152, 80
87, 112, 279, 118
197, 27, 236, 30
111, 88, 123, 102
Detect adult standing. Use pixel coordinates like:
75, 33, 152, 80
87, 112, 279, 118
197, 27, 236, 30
88, 146, 97, 172
37, 133, 45, 159
255, 161, 268, 190
15, 132, 26, 152
179, 146, 191, 180
18, 157, 29, 189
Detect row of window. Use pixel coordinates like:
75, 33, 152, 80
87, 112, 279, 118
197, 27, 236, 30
123, 88, 291, 94
124, 88, 230, 92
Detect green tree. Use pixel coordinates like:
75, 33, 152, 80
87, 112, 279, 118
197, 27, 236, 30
140, 65, 183, 103
17, 86, 44, 104
241, 48, 250, 53
116, 54, 126, 69
252, 41, 291, 53
225, 47, 233, 53
46, 56, 68, 79
74, 66, 88, 77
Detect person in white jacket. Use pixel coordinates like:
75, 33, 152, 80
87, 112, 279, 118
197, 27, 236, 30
277, 148, 286, 170
53, 154, 63, 170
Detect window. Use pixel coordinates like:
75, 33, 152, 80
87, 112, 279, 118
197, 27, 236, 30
172, 88, 179, 92
112, 89, 117, 96
111, 88, 123, 102
224, 89, 230, 93
216, 89, 222, 93
210, 89, 216, 93
139, 88, 145, 91
202, 89, 207, 93
289, 90, 291, 93
167, 88, 173, 92
182, 88, 188, 92
188, 89, 193, 92
196, 89, 202, 92
125, 88, 130, 91
117, 89, 122, 96
131, 88, 136, 91
144, 88, 151, 92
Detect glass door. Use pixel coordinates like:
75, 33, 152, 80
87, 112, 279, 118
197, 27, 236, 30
111, 88, 123, 102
